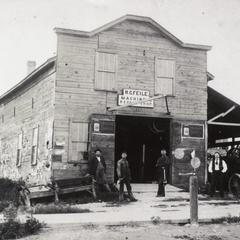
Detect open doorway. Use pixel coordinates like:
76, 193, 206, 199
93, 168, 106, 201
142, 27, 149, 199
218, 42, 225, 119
115, 115, 170, 183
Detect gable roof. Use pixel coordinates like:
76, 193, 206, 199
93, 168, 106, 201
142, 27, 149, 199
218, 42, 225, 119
0, 57, 56, 103
55, 14, 212, 51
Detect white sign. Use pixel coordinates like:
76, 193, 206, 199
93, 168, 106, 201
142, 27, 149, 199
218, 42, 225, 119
93, 122, 100, 132
174, 148, 185, 159
118, 89, 154, 108
183, 127, 189, 136
191, 157, 201, 169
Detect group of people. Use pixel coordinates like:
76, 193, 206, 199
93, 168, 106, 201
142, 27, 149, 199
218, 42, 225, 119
89, 148, 230, 201
89, 148, 170, 202
89, 149, 138, 202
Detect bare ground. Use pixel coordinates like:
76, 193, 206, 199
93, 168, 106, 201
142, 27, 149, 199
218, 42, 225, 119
21, 222, 240, 240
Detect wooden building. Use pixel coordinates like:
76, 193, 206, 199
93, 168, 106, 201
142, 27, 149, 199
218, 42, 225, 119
0, 15, 212, 189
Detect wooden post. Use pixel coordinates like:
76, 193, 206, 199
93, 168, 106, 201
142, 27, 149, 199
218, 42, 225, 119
141, 144, 145, 181
190, 175, 198, 225
54, 182, 59, 204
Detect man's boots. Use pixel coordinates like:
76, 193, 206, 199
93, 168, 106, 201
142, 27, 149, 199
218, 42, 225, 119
128, 191, 137, 202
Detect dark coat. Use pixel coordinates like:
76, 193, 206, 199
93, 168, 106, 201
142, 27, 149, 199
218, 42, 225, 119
89, 156, 107, 179
117, 158, 131, 181
156, 155, 170, 180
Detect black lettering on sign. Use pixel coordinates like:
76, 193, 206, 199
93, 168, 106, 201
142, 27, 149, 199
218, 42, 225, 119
182, 124, 204, 138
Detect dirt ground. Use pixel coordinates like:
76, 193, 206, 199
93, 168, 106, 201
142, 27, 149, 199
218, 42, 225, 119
21, 222, 240, 240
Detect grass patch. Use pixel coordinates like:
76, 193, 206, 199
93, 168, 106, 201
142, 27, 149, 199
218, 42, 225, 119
174, 235, 223, 240
211, 214, 240, 224
199, 201, 240, 206
0, 217, 44, 239
151, 204, 168, 208
32, 203, 91, 214
82, 224, 98, 230
162, 197, 189, 202
174, 235, 194, 239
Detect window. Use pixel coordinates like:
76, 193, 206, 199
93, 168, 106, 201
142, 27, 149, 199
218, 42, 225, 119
69, 121, 88, 162
95, 51, 117, 91
16, 132, 23, 167
155, 58, 175, 96
31, 126, 39, 165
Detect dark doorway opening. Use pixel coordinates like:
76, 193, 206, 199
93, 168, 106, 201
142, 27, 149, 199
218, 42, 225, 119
115, 115, 170, 183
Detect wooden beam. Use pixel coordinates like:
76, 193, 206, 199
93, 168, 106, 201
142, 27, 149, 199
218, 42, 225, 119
29, 185, 93, 199
208, 105, 236, 123
208, 121, 240, 127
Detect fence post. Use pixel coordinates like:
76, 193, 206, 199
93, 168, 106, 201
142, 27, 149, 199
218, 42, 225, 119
190, 175, 198, 225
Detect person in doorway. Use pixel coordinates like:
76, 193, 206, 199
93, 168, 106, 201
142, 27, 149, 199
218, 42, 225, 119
89, 149, 111, 196
208, 152, 227, 198
156, 149, 170, 197
117, 151, 137, 202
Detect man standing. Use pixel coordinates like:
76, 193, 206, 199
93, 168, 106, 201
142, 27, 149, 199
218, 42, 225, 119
117, 151, 137, 202
156, 149, 170, 197
89, 149, 111, 195
208, 152, 227, 198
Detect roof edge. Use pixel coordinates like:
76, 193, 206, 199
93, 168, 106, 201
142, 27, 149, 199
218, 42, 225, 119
0, 56, 56, 103
54, 14, 212, 51
208, 86, 239, 107
207, 72, 215, 81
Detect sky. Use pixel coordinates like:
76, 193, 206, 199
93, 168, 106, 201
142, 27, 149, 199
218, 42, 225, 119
0, 0, 240, 103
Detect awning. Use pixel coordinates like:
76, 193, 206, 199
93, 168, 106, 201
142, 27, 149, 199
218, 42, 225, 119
208, 87, 240, 147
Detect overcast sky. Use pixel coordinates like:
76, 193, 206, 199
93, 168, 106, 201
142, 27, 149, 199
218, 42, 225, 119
1, 0, 240, 103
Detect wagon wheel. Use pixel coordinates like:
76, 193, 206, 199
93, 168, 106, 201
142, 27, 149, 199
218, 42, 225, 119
228, 173, 240, 198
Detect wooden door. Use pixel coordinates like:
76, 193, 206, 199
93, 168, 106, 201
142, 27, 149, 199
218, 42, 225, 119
89, 114, 115, 183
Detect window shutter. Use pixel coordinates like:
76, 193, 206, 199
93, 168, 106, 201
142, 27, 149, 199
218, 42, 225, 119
155, 58, 175, 95
95, 52, 117, 91
31, 126, 39, 165
32, 127, 39, 146
18, 133, 23, 150
16, 132, 23, 167
69, 121, 89, 162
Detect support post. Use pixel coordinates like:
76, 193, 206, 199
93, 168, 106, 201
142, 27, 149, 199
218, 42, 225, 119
190, 175, 198, 225
54, 182, 59, 204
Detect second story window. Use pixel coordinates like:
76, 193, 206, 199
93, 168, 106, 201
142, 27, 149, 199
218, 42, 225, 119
95, 51, 117, 91
155, 58, 175, 96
